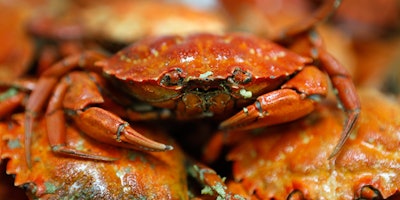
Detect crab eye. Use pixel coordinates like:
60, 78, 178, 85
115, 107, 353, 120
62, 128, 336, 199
230, 68, 252, 85
160, 68, 184, 87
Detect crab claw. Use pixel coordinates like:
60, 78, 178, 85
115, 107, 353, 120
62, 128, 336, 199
219, 89, 315, 131
74, 107, 173, 152
116, 122, 174, 151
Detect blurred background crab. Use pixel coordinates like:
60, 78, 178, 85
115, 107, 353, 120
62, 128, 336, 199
1, 0, 400, 199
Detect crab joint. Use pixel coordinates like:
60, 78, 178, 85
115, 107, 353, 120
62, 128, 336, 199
116, 122, 129, 142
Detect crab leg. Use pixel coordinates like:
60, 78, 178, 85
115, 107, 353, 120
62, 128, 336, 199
0, 79, 37, 118
318, 48, 360, 158
301, 31, 360, 158
220, 66, 327, 131
45, 73, 171, 159
277, 0, 342, 40
0, 89, 25, 118
24, 77, 58, 167
45, 77, 117, 161
219, 89, 316, 131
24, 51, 172, 167
186, 158, 235, 199
0, 78, 37, 91
24, 51, 108, 166
46, 79, 172, 157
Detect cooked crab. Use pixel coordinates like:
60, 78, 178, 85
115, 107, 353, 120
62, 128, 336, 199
0, 0, 360, 171
226, 89, 400, 199
1, 113, 189, 199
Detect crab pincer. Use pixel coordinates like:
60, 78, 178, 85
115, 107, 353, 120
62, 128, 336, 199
23, 51, 173, 167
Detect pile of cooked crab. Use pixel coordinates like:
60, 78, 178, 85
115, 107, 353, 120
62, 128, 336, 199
1, 0, 399, 199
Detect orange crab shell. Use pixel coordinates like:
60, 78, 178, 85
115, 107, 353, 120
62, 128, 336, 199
0, 1, 34, 82
218, 0, 312, 37
79, 0, 228, 42
27, 0, 227, 43
97, 33, 311, 103
226, 88, 400, 199
1, 114, 188, 199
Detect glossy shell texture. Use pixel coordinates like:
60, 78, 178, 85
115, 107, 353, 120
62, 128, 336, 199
1, 115, 188, 199
98, 33, 310, 83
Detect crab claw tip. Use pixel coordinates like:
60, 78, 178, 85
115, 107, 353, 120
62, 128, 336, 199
164, 145, 174, 151
328, 109, 360, 159
219, 107, 258, 131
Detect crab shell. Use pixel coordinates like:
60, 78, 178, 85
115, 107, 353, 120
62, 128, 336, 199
0, 115, 188, 199
96, 33, 311, 118
27, 0, 227, 43
0, 2, 34, 82
80, 0, 227, 43
226, 88, 400, 199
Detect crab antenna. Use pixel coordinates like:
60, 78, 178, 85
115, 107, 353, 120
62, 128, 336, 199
277, 0, 342, 39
